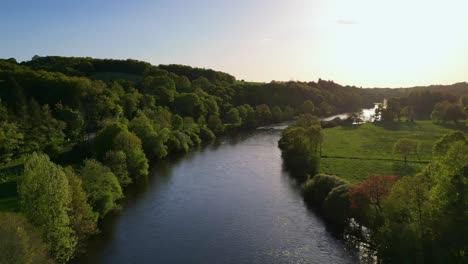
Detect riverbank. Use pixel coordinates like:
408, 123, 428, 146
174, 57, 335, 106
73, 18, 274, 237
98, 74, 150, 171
74, 128, 356, 264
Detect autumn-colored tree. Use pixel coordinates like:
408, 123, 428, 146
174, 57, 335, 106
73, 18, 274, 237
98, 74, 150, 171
348, 174, 398, 224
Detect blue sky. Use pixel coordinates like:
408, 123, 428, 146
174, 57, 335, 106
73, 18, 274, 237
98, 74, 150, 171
1, 0, 467, 87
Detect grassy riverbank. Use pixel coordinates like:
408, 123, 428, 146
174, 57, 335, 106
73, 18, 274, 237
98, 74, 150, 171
320, 120, 464, 182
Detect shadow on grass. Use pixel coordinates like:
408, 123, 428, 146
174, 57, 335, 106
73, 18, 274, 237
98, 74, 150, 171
435, 122, 468, 132
392, 162, 418, 176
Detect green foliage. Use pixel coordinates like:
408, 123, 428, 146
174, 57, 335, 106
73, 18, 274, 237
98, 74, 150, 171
323, 184, 351, 227
199, 126, 216, 141
167, 130, 191, 153
93, 123, 126, 159
279, 124, 322, 179
432, 130, 466, 157
54, 105, 84, 142
0, 121, 23, 164
112, 130, 149, 179
207, 115, 224, 134
18, 153, 76, 262
393, 138, 418, 163
142, 75, 177, 106
129, 113, 170, 160
103, 150, 131, 187
255, 104, 272, 125
0, 212, 53, 264
79, 159, 123, 218
236, 104, 256, 128
271, 106, 283, 123
63, 167, 97, 250
299, 100, 315, 114
303, 174, 349, 213
225, 108, 241, 125
173, 93, 205, 119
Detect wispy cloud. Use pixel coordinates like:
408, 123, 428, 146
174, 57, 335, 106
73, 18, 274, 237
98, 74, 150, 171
336, 19, 357, 25
260, 38, 273, 45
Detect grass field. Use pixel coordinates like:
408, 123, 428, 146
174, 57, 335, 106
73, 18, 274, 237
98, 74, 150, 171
320, 121, 465, 183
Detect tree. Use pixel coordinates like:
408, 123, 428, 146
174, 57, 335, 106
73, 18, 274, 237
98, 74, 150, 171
432, 130, 466, 157
173, 93, 205, 119
225, 108, 241, 125
63, 167, 98, 251
400, 106, 415, 122
0, 212, 53, 264
299, 100, 315, 114
80, 159, 123, 218
271, 106, 283, 123
113, 130, 149, 179
445, 103, 465, 125
18, 153, 76, 262
0, 121, 23, 163
318, 102, 333, 117
103, 150, 132, 187
255, 104, 272, 125
278, 124, 322, 179
172, 114, 184, 130
348, 174, 398, 226
93, 123, 126, 159
142, 75, 176, 106
129, 113, 170, 160
378, 174, 432, 263
393, 138, 418, 163
207, 115, 224, 134
54, 104, 84, 142
236, 104, 256, 128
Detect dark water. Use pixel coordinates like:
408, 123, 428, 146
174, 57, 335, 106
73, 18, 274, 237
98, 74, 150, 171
76, 129, 356, 264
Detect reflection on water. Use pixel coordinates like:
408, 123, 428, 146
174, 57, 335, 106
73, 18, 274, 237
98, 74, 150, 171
75, 130, 356, 264
322, 103, 384, 123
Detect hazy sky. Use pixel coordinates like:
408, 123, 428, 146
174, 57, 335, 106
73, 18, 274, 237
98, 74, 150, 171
1, 0, 467, 87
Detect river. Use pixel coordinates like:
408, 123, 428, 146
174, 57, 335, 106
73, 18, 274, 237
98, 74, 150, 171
76, 128, 357, 263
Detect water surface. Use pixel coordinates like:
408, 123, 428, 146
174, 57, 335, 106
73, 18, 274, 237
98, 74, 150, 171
77, 129, 356, 264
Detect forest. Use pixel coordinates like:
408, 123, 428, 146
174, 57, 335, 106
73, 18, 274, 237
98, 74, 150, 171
0, 56, 467, 263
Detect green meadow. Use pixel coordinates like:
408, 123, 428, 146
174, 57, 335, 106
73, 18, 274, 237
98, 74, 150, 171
320, 121, 464, 183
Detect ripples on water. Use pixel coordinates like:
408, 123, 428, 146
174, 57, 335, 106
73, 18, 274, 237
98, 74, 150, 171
76, 130, 357, 264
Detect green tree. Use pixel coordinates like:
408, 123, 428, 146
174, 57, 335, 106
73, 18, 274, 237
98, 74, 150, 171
393, 138, 418, 163
432, 130, 466, 157
129, 113, 170, 160
255, 104, 272, 125
225, 108, 241, 125
0, 212, 53, 264
142, 76, 177, 106
80, 159, 123, 218
299, 100, 315, 114
207, 115, 224, 134
173, 93, 206, 119
113, 130, 149, 179
18, 153, 76, 262
0, 121, 23, 163
103, 150, 132, 187
237, 104, 256, 128
271, 106, 283, 123
63, 167, 98, 251
54, 104, 84, 142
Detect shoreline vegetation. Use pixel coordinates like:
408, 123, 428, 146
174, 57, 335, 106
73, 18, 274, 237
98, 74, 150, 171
0, 56, 467, 263
280, 116, 467, 263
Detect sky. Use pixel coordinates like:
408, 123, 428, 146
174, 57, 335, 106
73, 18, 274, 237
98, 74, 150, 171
1, 0, 467, 87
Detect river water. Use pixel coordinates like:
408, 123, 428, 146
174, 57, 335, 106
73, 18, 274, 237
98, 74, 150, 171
76, 128, 356, 264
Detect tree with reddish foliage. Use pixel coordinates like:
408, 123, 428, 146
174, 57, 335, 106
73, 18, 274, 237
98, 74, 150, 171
348, 174, 398, 225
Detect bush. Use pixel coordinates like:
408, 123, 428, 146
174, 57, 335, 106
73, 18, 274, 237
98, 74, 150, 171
303, 174, 348, 206
323, 184, 351, 228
